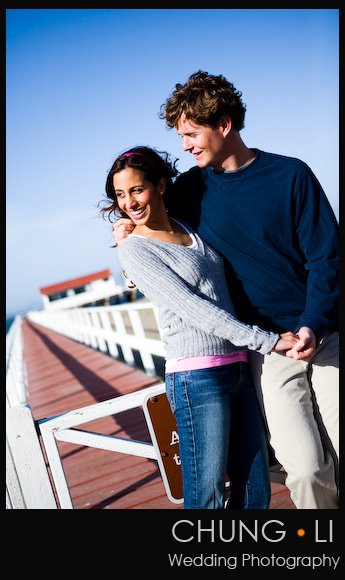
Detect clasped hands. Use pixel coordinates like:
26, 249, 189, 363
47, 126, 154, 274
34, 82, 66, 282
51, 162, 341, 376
274, 327, 316, 360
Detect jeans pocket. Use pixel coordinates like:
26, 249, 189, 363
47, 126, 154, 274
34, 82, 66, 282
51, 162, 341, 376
165, 373, 176, 413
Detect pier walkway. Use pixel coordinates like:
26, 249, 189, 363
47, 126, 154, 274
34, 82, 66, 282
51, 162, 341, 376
22, 319, 295, 510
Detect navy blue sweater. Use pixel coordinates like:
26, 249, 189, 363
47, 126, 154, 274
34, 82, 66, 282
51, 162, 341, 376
168, 149, 339, 340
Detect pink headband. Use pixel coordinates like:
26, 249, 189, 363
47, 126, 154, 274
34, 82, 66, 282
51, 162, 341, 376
121, 151, 146, 158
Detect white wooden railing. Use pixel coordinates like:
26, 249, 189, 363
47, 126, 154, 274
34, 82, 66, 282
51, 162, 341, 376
6, 315, 58, 509
26, 298, 165, 376
38, 381, 168, 508
6, 300, 178, 509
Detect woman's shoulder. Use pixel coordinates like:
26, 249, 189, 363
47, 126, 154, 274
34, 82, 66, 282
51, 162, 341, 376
117, 234, 146, 259
118, 235, 167, 261
117, 234, 139, 251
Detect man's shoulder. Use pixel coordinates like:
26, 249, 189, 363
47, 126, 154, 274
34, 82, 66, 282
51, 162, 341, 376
175, 165, 204, 187
168, 166, 205, 227
259, 149, 309, 173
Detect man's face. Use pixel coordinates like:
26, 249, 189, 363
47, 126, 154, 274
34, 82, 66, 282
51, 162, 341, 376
176, 114, 227, 170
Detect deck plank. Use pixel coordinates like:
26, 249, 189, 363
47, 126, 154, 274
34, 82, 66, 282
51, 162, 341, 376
22, 319, 294, 510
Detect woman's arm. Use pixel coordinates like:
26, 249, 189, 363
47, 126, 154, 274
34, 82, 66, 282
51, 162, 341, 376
118, 240, 285, 355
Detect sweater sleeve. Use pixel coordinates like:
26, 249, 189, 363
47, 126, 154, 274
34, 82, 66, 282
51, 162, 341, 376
294, 168, 339, 340
118, 240, 279, 355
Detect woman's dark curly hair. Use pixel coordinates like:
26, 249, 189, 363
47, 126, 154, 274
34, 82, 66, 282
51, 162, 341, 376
159, 70, 246, 131
99, 145, 179, 223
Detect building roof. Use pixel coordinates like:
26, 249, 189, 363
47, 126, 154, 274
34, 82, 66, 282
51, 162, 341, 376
39, 269, 112, 295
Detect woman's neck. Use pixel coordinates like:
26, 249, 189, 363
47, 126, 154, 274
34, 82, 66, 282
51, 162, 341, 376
133, 215, 174, 236
133, 217, 192, 246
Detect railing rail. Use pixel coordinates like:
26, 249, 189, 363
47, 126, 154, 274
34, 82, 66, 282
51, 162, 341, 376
6, 316, 27, 408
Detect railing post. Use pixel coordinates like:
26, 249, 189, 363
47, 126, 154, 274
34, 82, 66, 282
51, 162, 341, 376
128, 309, 156, 375
39, 422, 74, 509
90, 309, 108, 353
6, 406, 58, 509
111, 310, 135, 366
86, 311, 98, 349
99, 310, 120, 358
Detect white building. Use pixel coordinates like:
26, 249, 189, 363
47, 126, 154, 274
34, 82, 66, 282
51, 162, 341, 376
39, 269, 130, 311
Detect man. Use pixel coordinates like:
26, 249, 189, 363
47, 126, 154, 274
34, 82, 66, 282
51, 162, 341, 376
114, 70, 339, 509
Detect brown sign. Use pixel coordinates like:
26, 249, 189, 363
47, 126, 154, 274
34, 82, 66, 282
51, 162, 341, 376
143, 392, 183, 504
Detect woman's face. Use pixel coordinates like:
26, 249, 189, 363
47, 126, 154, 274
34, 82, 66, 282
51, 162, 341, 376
113, 167, 165, 226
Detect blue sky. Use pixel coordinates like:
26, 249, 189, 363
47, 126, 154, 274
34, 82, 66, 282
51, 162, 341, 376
6, 8, 339, 316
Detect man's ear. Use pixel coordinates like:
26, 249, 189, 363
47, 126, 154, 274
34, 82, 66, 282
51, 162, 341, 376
219, 115, 232, 137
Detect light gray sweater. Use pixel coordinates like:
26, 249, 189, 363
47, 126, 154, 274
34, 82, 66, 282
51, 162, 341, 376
117, 226, 279, 359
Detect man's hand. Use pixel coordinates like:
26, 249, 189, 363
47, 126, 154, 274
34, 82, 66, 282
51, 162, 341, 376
112, 217, 135, 246
273, 331, 299, 353
285, 326, 316, 360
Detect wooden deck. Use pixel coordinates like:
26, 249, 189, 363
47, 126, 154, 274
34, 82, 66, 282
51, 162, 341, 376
22, 319, 295, 510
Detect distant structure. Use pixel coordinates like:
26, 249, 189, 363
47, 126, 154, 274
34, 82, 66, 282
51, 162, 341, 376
39, 268, 133, 311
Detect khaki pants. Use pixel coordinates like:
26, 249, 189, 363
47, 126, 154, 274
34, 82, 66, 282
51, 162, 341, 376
249, 331, 339, 509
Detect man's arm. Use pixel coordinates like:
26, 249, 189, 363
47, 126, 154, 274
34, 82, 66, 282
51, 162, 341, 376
294, 169, 339, 342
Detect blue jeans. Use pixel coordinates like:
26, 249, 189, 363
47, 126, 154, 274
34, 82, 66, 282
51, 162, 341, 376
165, 362, 271, 509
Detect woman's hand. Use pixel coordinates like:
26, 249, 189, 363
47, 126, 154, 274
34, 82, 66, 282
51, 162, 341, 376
273, 331, 299, 353
284, 326, 316, 360
112, 217, 135, 246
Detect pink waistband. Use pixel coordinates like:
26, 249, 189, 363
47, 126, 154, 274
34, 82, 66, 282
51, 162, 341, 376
165, 351, 248, 373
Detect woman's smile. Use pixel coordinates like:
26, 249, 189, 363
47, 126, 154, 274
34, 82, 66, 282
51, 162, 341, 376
128, 206, 147, 219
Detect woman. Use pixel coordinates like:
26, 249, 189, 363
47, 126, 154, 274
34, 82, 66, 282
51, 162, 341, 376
100, 146, 298, 509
